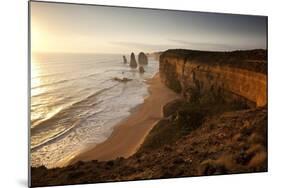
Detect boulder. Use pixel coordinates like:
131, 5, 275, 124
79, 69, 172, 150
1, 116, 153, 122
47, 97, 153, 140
162, 98, 184, 117
199, 159, 228, 176
129, 53, 137, 68
139, 66, 145, 73
138, 52, 148, 65
123, 55, 127, 64
113, 77, 132, 83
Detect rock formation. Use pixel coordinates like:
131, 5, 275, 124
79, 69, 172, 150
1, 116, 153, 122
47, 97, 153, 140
159, 49, 267, 107
139, 66, 145, 73
129, 53, 137, 68
123, 55, 127, 64
113, 77, 132, 83
138, 52, 148, 65
162, 98, 185, 117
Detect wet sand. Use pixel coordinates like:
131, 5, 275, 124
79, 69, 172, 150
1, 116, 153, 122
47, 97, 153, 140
68, 73, 179, 164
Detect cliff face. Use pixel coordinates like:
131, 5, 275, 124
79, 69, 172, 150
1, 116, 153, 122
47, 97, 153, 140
160, 49, 267, 107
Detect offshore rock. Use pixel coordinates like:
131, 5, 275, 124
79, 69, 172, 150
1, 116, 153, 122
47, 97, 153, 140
138, 52, 148, 65
123, 55, 127, 64
139, 66, 145, 73
130, 53, 137, 68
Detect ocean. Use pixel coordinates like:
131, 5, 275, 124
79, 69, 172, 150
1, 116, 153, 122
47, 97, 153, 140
30, 52, 159, 168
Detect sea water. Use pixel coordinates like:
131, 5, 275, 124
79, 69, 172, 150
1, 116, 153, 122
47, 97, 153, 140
30, 53, 158, 168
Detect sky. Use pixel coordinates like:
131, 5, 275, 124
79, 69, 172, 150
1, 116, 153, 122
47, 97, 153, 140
30, 1, 267, 54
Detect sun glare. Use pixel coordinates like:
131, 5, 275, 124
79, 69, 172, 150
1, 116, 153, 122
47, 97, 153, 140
31, 54, 44, 97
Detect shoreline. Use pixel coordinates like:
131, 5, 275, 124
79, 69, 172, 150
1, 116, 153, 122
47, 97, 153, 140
67, 73, 180, 165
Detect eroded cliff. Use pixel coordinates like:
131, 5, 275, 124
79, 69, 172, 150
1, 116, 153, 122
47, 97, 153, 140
160, 49, 267, 107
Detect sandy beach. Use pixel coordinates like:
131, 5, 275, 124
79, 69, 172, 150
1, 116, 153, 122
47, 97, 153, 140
68, 73, 179, 164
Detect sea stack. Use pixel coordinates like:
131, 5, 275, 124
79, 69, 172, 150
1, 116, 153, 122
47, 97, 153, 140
138, 52, 148, 65
139, 66, 145, 73
123, 55, 127, 64
130, 53, 138, 68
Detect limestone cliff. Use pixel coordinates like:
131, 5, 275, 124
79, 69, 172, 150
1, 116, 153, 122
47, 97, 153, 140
160, 49, 267, 107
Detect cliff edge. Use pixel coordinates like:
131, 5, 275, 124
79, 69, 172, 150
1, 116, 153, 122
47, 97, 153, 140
160, 49, 267, 107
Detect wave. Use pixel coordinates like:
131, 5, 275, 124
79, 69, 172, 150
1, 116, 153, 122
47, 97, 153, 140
31, 108, 104, 152
31, 79, 110, 101
31, 120, 79, 151
31, 72, 65, 80
31, 67, 126, 93
31, 82, 120, 132
31, 59, 116, 80
31, 71, 104, 90
32, 79, 71, 90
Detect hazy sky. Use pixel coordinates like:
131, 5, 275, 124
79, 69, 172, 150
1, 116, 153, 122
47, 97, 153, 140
31, 1, 267, 54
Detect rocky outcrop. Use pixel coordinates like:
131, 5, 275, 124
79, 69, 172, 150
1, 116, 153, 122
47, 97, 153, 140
139, 66, 145, 73
129, 53, 137, 68
113, 77, 132, 83
123, 55, 127, 64
138, 52, 148, 65
160, 49, 267, 107
162, 98, 185, 117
